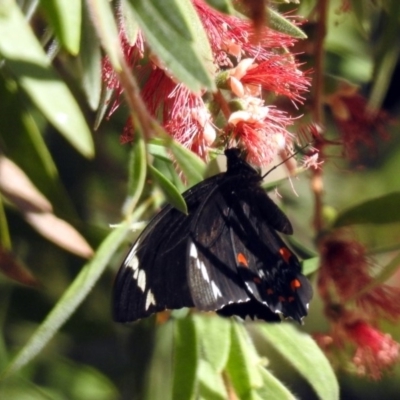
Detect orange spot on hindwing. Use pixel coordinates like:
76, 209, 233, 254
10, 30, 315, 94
290, 278, 301, 292
237, 252, 248, 267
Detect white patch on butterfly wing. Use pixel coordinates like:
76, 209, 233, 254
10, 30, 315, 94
189, 242, 198, 258
125, 252, 139, 270
145, 289, 156, 310
199, 261, 210, 282
137, 269, 147, 292
211, 280, 222, 298
133, 268, 139, 280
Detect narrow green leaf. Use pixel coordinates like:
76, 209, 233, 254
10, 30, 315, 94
127, 0, 215, 92
226, 322, 263, 399
93, 86, 114, 130
368, 0, 400, 110
0, 198, 11, 250
149, 134, 207, 186
267, 7, 307, 39
145, 321, 174, 400
169, 141, 207, 187
0, 78, 78, 217
40, 0, 82, 55
197, 359, 228, 400
194, 315, 231, 373
0, 0, 94, 157
148, 142, 172, 162
334, 192, 400, 227
86, 0, 122, 70
172, 316, 199, 400
254, 368, 296, 400
79, 3, 102, 110
349, 251, 400, 300
254, 324, 339, 400
120, 0, 140, 45
123, 135, 147, 216
204, 0, 234, 14
369, 44, 400, 111
148, 164, 188, 215
3, 220, 131, 376
302, 257, 320, 275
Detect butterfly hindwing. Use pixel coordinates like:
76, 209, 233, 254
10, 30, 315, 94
228, 190, 312, 322
187, 183, 251, 312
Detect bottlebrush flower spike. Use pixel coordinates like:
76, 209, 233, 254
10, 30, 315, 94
316, 233, 400, 379
227, 98, 294, 165
325, 82, 390, 161
319, 236, 400, 321
347, 321, 399, 380
102, 0, 310, 161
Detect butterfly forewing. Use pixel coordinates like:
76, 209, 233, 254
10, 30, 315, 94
113, 174, 224, 322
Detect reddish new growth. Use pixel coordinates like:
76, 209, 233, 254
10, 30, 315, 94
316, 234, 400, 378
102, 0, 310, 165
325, 84, 390, 160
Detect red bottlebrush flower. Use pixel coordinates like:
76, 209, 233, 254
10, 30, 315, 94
123, 68, 216, 154
346, 321, 399, 380
102, 29, 145, 116
314, 319, 400, 379
319, 236, 400, 321
325, 83, 390, 160
239, 56, 310, 103
103, 0, 310, 161
227, 99, 294, 165
193, 0, 300, 66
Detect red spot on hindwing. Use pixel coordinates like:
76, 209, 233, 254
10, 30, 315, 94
279, 247, 293, 263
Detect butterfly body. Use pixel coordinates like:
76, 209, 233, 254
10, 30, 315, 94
113, 148, 312, 324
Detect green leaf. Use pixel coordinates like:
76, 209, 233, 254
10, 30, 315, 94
40, 0, 82, 55
123, 136, 147, 217
3, 220, 131, 376
79, 3, 102, 110
0, 197, 11, 250
194, 315, 231, 373
85, 0, 122, 71
334, 192, 400, 227
169, 141, 207, 187
149, 135, 207, 187
254, 324, 339, 400
350, 251, 400, 299
302, 257, 320, 275
254, 368, 296, 400
197, 359, 228, 400
0, 0, 94, 158
120, 0, 140, 45
172, 316, 199, 400
0, 78, 78, 217
127, 0, 215, 92
148, 164, 188, 215
267, 7, 307, 39
226, 322, 263, 399
368, 0, 400, 110
145, 321, 174, 400
204, 0, 234, 14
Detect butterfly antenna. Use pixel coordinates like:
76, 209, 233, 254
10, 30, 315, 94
261, 142, 311, 179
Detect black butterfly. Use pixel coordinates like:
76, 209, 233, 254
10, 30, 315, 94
113, 148, 313, 324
